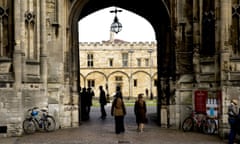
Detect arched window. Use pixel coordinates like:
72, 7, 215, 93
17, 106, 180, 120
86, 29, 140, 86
201, 0, 215, 56
0, 1, 13, 58
232, 0, 240, 55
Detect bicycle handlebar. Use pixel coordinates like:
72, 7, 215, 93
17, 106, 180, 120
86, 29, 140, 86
26, 107, 48, 114
27, 107, 39, 112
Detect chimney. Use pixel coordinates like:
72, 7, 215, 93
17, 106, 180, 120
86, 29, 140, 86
110, 31, 115, 42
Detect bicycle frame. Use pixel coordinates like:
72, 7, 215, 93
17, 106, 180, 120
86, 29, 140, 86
186, 106, 207, 130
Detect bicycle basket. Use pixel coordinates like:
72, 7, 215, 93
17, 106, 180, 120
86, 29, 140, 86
31, 110, 38, 116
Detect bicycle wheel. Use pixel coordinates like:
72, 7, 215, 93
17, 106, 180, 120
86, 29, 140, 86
44, 115, 56, 132
23, 119, 36, 134
182, 117, 194, 132
202, 118, 217, 134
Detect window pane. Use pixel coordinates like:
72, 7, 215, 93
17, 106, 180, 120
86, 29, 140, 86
145, 59, 149, 66
122, 53, 128, 67
134, 79, 137, 87
137, 59, 141, 67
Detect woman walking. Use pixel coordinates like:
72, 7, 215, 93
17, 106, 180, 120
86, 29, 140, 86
111, 86, 126, 134
134, 93, 147, 132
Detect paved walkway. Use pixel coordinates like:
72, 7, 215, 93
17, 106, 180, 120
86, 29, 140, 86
0, 105, 229, 144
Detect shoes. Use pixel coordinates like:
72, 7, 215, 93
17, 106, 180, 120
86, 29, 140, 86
137, 128, 143, 133
100, 116, 106, 120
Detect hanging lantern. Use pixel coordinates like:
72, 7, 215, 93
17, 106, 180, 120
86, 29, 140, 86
110, 16, 122, 33
110, 8, 122, 34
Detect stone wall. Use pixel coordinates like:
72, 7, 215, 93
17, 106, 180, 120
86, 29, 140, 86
0, 89, 22, 137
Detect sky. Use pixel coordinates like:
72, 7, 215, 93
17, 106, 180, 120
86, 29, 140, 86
78, 6, 156, 42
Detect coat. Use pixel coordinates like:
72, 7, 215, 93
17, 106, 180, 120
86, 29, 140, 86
134, 99, 147, 124
111, 97, 126, 116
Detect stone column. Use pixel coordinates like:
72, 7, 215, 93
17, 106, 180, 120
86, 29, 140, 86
13, 0, 23, 135
21, 0, 27, 82
193, 0, 200, 84
219, 0, 232, 138
40, 0, 48, 105
69, 17, 80, 127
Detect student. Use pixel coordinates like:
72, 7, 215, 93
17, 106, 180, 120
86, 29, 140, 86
99, 85, 107, 120
134, 93, 147, 132
111, 86, 126, 134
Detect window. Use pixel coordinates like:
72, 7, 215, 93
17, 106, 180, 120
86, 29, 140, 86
201, 0, 215, 56
87, 53, 94, 67
109, 58, 113, 67
137, 58, 141, 67
87, 79, 95, 88
232, 1, 240, 55
115, 76, 123, 91
134, 79, 137, 87
145, 58, 149, 67
122, 53, 128, 67
115, 76, 123, 81
154, 79, 157, 87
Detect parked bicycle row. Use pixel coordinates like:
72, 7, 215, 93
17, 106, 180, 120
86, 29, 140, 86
182, 106, 217, 135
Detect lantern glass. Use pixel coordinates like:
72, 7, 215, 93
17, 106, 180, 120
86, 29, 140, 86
110, 16, 122, 33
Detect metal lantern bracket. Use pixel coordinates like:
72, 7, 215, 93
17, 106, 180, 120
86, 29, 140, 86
110, 8, 122, 34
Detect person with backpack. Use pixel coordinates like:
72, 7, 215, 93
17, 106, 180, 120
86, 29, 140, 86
111, 86, 126, 134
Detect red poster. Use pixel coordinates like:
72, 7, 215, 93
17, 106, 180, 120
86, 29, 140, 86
194, 90, 207, 113
217, 90, 222, 115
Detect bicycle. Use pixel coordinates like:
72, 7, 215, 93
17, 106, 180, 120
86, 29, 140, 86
23, 107, 56, 134
202, 116, 217, 134
182, 106, 217, 134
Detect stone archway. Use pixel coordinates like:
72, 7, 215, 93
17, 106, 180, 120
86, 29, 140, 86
2, 0, 238, 138
68, 0, 172, 125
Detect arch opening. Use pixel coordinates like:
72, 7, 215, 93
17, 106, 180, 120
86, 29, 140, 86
68, 0, 173, 126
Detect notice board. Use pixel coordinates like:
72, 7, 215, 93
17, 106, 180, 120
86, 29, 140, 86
194, 90, 207, 113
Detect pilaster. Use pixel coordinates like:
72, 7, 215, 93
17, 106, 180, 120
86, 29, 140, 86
219, 0, 232, 138
40, 0, 48, 100
13, 0, 24, 136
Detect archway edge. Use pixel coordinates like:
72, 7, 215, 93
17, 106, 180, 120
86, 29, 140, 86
68, 0, 171, 34
67, 0, 172, 126
68, 0, 172, 74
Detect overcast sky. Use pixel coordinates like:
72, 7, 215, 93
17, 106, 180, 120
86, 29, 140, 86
78, 6, 156, 42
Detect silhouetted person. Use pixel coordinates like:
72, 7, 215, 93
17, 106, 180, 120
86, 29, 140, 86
150, 92, 153, 100
99, 85, 107, 120
81, 87, 88, 121
86, 87, 94, 120
145, 88, 149, 99
111, 86, 126, 134
78, 87, 82, 125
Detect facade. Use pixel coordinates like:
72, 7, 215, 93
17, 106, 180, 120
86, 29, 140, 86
79, 35, 157, 99
1, 0, 240, 139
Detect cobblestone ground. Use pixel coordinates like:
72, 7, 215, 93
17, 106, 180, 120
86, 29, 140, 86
0, 104, 228, 144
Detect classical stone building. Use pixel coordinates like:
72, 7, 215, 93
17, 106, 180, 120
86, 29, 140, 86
79, 35, 157, 99
0, 0, 239, 139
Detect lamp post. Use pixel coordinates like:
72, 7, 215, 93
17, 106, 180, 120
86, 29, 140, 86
148, 49, 153, 100
110, 8, 122, 34
129, 49, 134, 99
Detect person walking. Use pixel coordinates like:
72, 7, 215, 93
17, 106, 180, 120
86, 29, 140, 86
99, 85, 107, 120
81, 87, 88, 121
228, 99, 239, 144
86, 87, 95, 120
134, 93, 147, 132
111, 86, 126, 134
